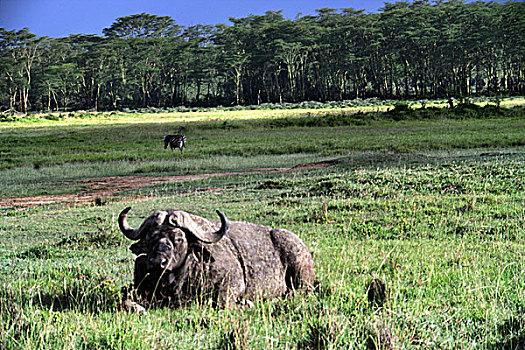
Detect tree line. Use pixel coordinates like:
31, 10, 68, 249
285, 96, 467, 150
1, 0, 523, 113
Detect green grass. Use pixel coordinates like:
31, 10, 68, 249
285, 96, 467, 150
1, 104, 524, 198
0, 103, 524, 349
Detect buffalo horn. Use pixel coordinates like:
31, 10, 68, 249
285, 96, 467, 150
118, 207, 166, 240
169, 210, 229, 243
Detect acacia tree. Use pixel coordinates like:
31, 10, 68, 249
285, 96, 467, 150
0, 28, 43, 112
102, 13, 178, 39
103, 13, 181, 107
231, 11, 288, 104
38, 35, 96, 111
70, 34, 107, 111
501, 1, 525, 94
0, 29, 18, 110
214, 21, 252, 105
182, 25, 219, 105
1, 1, 523, 111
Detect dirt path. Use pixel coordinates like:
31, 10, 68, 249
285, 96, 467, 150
0, 160, 338, 208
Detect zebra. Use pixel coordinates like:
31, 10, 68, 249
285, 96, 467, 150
163, 134, 186, 152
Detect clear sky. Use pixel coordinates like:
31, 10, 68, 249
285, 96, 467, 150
0, 0, 509, 38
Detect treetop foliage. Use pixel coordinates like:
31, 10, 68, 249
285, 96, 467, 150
0, 1, 524, 112
102, 13, 181, 38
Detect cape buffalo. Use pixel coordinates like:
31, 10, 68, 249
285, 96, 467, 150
119, 207, 315, 307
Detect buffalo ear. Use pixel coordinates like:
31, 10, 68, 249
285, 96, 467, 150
130, 241, 148, 255
168, 210, 229, 244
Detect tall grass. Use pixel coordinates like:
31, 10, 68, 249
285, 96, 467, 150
0, 104, 524, 348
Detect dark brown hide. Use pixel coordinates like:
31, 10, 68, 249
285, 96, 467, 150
120, 208, 315, 306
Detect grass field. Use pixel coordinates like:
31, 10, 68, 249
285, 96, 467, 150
0, 102, 524, 349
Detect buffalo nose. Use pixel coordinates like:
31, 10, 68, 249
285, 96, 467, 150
149, 258, 168, 268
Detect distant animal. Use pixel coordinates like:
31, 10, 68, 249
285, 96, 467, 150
163, 134, 186, 152
119, 207, 315, 307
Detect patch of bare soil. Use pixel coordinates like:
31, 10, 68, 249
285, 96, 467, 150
0, 160, 339, 208
290, 159, 341, 170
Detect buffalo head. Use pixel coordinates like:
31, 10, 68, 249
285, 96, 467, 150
118, 207, 229, 273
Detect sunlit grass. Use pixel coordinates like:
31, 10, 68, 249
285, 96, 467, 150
0, 105, 524, 349
2, 97, 522, 128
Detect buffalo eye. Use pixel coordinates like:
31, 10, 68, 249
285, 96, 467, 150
173, 237, 184, 245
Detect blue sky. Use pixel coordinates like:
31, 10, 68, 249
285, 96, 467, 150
0, 0, 509, 38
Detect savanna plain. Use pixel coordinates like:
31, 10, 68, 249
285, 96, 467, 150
0, 100, 524, 349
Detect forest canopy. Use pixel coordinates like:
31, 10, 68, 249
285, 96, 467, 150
0, 0, 524, 112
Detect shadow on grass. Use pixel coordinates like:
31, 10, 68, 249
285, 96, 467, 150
489, 315, 525, 349
34, 284, 121, 314
0, 277, 122, 315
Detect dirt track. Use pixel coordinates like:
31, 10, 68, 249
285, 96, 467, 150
0, 160, 338, 208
